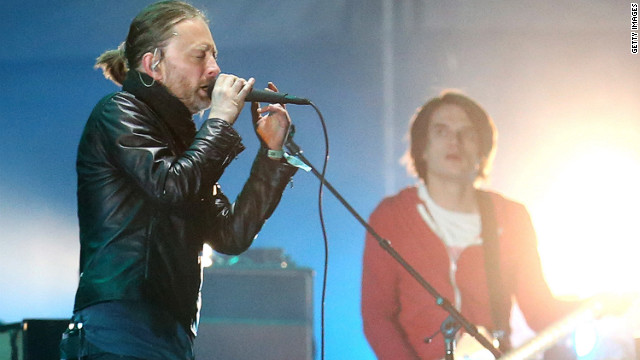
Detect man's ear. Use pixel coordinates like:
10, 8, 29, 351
140, 52, 163, 81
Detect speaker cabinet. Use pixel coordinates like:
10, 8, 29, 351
0, 319, 69, 360
196, 267, 314, 360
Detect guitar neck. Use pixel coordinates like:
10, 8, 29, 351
500, 299, 604, 360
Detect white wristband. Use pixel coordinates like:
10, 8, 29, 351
266, 148, 284, 159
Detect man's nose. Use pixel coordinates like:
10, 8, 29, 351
206, 55, 220, 78
454, 132, 466, 145
443, 130, 463, 145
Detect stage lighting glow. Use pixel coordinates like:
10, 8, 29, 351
574, 322, 598, 358
529, 144, 640, 299
201, 243, 214, 268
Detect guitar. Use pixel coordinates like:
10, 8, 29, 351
452, 326, 499, 360
453, 294, 637, 360
501, 294, 636, 360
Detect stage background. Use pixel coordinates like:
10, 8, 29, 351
1, 1, 639, 358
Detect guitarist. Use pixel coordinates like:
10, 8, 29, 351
361, 91, 579, 359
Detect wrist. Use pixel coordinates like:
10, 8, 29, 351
208, 110, 235, 124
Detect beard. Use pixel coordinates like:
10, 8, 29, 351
187, 92, 211, 114
167, 84, 211, 114
161, 69, 211, 114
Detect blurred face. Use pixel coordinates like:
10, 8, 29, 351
156, 18, 220, 114
422, 104, 481, 185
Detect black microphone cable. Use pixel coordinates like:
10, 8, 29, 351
285, 101, 330, 360
313, 101, 329, 360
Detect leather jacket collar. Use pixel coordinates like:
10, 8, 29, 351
122, 70, 196, 151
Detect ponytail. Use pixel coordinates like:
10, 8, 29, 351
94, 42, 128, 86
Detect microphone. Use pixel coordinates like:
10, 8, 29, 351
206, 80, 311, 105
245, 88, 311, 105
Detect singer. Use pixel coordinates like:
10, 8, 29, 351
60, 1, 297, 359
361, 91, 582, 359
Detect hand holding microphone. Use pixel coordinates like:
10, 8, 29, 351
207, 74, 255, 125
250, 82, 292, 154
207, 75, 311, 107
207, 75, 309, 157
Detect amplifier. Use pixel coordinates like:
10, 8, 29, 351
196, 267, 314, 360
0, 319, 69, 360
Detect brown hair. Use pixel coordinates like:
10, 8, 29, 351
403, 91, 497, 184
95, 1, 207, 85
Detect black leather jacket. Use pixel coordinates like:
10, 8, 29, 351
73, 71, 296, 336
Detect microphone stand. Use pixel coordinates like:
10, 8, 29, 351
285, 138, 502, 359
441, 315, 462, 360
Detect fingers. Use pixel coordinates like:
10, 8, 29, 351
208, 74, 254, 124
237, 77, 255, 102
213, 74, 254, 100
250, 100, 259, 113
267, 82, 279, 93
250, 101, 260, 124
256, 103, 286, 116
265, 82, 284, 107
253, 100, 291, 151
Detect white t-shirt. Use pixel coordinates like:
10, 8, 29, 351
417, 182, 541, 357
416, 182, 481, 311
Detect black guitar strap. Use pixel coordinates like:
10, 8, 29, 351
477, 190, 512, 351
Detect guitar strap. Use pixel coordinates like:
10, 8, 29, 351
477, 190, 512, 352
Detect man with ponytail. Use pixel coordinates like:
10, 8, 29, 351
61, 2, 297, 359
